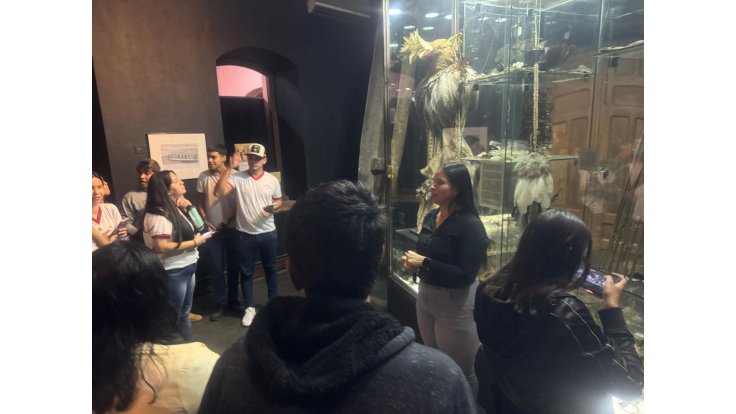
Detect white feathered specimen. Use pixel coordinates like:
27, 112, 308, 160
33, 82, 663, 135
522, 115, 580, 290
513, 152, 553, 228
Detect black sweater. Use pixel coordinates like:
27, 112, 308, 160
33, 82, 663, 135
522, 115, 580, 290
474, 286, 644, 414
415, 208, 489, 288
199, 295, 476, 413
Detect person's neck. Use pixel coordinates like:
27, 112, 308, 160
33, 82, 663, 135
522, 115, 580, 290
92, 203, 101, 216
438, 204, 453, 218
248, 168, 264, 177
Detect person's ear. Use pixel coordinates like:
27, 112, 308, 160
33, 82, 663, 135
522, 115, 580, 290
286, 257, 303, 291
262, 157, 268, 165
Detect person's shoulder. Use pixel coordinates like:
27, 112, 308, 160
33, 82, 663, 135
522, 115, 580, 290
121, 190, 140, 200
395, 341, 466, 378
197, 170, 210, 180
101, 203, 121, 213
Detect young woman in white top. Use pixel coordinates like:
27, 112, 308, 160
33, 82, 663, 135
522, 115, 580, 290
92, 171, 126, 251
143, 171, 209, 341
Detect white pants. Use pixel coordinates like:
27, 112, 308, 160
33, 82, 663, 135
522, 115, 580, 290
416, 281, 481, 398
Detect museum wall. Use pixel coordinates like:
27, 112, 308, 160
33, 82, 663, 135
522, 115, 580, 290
93, 0, 377, 202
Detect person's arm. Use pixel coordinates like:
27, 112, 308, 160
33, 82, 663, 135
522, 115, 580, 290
92, 225, 111, 248
214, 168, 234, 198
120, 194, 137, 235
196, 191, 217, 231
151, 233, 206, 256
272, 197, 283, 212
552, 287, 643, 401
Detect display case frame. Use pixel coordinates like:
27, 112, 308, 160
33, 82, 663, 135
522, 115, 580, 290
378, 2, 643, 377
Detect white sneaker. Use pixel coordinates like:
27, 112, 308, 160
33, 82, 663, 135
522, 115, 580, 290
241, 307, 256, 327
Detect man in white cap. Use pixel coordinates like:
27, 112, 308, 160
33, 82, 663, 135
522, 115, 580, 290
215, 143, 282, 327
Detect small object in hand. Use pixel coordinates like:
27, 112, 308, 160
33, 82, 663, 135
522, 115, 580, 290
117, 221, 129, 241
263, 204, 275, 213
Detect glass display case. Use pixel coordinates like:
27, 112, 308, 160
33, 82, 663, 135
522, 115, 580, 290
381, 1, 642, 381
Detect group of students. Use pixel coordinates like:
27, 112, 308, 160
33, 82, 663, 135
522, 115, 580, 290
92, 161, 643, 413
92, 143, 283, 341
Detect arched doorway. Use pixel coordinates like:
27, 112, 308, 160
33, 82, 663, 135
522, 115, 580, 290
215, 47, 307, 200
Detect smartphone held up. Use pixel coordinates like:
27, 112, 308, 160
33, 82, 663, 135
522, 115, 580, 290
575, 267, 621, 297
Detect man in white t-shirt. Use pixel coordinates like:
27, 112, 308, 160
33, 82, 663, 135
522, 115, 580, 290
196, 144, 240, 321
215, 143, 282, 327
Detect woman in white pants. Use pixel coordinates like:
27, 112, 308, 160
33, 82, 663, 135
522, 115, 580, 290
401, 162, 489, 397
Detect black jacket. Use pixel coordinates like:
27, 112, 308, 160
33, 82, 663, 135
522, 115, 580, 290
474, 286, 643, 414
199, 295, 476, 413
416, 208, 489, 288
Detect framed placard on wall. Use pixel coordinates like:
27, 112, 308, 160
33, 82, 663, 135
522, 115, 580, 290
147, 133, 208, 179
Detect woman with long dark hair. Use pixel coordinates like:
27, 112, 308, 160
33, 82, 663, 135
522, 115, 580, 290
474, 209, 643, 413
92, 242, 218, 413
143, 170, 209, 341
401, 162, 489, 397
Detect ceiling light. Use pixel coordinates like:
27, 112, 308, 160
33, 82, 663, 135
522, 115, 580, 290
495, 17, 507, 23
389, 8, 402, 16
404, 25, 416, 30
445, 14, 453, 20
389, 43, 399, 47
422, 26, 435, 31
425, 12, 439, 18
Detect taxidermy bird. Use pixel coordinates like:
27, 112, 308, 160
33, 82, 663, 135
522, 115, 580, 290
401, 30, 475, 144
401, 30, 477, 231
513, 152, 554, 228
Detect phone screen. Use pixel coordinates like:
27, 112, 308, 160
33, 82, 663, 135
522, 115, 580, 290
580, 268, 621, 296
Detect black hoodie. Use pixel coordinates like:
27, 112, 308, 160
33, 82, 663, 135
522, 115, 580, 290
200, 295, 476, 413
474, 286, 643, 414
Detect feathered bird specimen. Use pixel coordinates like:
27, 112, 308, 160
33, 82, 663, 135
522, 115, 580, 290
401, 31, 474, 143
513, 152, 554, 228
400, 31, 477, 231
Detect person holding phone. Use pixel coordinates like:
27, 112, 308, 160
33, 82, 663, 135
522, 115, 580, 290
401, 162, 490, 398
92, 171, 126, 251
143, 171, 209, 341
474, 209, 643, 414
215, 143, 282, 328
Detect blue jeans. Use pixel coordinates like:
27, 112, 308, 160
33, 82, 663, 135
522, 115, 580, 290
200, 227, 239, 307
232, 229, 278, 307
167, 263, 197, 341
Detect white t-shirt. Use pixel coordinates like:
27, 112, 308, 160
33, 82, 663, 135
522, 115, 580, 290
196, 169, 237, 228
143, 210, 199, 270
228, 170, 282, 234
92, 203, 122, 251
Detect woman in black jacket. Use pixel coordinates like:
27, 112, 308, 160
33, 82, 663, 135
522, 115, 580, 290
401, 162, 489, 397
474, 209, 643, 414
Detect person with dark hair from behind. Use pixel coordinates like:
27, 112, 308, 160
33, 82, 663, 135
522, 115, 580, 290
92, 242, 219, 414
474, 209, 643, 414
143, 170, 210, 341
401, 162, 490, 398
121, 158, 161, 241
199, 180, 476, 413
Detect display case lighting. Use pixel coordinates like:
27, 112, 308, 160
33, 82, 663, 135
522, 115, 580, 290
422, 26, 435, 31
425, 12, 439, 18
389, 8, 402, 16
445, 14, 452, 19
404, 25, 416, 30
